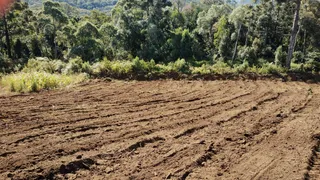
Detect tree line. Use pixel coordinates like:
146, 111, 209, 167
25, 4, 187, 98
1, 0, 320, 73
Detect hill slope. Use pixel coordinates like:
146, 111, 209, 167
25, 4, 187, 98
23, 0, 255, 12
23, 0, 117, 12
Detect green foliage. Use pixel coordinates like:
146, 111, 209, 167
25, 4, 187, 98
165, 58, 190, 74
1, 72, 87, 92
292, 51, 305, 63
132, 57, 158, 74
237, 47, 256, 65
63, 57, 94, 74
92, 58, 133, 77
191, 64, 213, 75
1, 0, 320, 76
234, 61, 250, 74
304, 52, 320, 72
275, 46, 287, 67
258, 63, 286, 75
22, 58, 66, 73
212, 61, 233, 74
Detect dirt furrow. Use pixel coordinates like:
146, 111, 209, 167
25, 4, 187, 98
0, 80, 319, 180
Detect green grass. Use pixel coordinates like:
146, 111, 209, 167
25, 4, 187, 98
1, 72, 87, 93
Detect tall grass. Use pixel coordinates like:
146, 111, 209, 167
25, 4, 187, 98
1, 72, 87, 92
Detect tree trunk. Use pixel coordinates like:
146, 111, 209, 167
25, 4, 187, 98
303, 29, 307, 55
3, 12, 12, 58
232, 23, 242, 62
286, 0, 301, 69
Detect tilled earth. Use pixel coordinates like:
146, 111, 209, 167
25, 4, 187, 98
1, 80, 320, 180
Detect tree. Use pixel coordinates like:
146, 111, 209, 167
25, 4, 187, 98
0, 0, 13, 58
43, 1, 69, 59
70, 21, 103, 61
229, 6, 248, 62
286, 0, 301, 69
196, 4, 232, 58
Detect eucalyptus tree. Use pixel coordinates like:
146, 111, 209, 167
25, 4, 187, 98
112, 0, 173, 61
286, 0, 301, 68
196, 4, 232, 58
70, 21, 103, 61
43, 1, 69, 59
229, 5, 248, 62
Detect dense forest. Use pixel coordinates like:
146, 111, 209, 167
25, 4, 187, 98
0, 0, 320, 83
24, 0, 117, 13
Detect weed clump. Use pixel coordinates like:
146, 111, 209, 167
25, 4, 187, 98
1, 72, 87, 92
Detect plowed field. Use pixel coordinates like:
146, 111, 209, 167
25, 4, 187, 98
1, 80, 320, 180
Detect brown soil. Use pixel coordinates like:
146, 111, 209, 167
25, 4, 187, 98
1, 80, 320, 180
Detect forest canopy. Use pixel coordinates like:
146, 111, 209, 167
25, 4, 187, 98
1, 0, 320, 75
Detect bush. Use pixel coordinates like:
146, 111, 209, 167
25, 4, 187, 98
63, 57, 93, 75
258, 63, 286, 75
292, 51, 305, 63
110, 60, 133, 76
63, 57, 84, 74
92, 57, 112, 76
132, 57, 158, 75
1, 72, 87, 92
275, 46, 287, 67
212, 61, 233, 74
165, 58, 190, 74
23, 58, 66, 73
238, 47, 256, 65
234, 61, 250, 74
290, 63, 304, 73
191, 64, 213, 75
304, 52, 320, 72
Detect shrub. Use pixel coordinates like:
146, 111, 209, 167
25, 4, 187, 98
191, 64, 212, 75
165, 58, 190, 74
63, 57, 83, 74
258, 63, 286, 75
23, 58, 66, 73
234, 61, 250, 74
1, 72, 87, 92
132, 57, 158, 75
238, 47, 256, 65
212, 61, 233, 74
81, 61, 93, 74
304, 52, 320, 72
275, 46, 287, 67
63, 57, 93, 75
292, 51, 305, 63
110, 60, 133, 76
290, 63, 304, 73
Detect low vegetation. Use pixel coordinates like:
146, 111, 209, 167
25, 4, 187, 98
0, 71, 87, 93
1, 1, 320, 93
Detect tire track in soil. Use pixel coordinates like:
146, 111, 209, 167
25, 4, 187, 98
0, 80, 319, 180
303, 94, 320, 180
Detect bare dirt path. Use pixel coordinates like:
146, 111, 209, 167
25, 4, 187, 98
0, 80, 319, 180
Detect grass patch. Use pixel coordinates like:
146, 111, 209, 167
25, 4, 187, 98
1, 72, 87, 93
